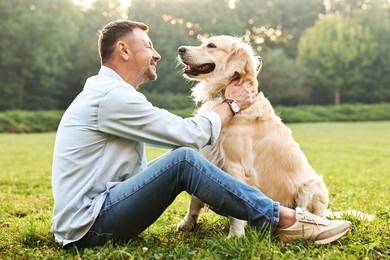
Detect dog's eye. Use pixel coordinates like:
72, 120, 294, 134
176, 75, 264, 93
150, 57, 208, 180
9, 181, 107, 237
207, 43, 217, 48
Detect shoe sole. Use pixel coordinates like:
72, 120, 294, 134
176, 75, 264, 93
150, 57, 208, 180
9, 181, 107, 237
314, 224, 352, 244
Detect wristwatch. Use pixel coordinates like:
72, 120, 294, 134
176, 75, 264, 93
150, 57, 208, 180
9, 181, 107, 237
222, 99, 240, 115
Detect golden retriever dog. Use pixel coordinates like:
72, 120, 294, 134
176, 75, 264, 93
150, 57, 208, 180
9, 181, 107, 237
176, 35, 329, 238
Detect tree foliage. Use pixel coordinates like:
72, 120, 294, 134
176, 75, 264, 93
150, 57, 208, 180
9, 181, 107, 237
298, 15, 378, 105
0, 0, 388, 111
60, 0, 128, 108
129, 0, 326, 102
0, 0, 82, 110
352, 1, 390, 103
259, 48, 309, 105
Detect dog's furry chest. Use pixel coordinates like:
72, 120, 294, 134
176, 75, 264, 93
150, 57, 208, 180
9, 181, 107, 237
197, 94, 279, 183
201, 125, 245, 158
197, 98, 265, 174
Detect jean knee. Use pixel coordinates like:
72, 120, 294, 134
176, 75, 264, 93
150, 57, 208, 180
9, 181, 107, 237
172, 147, 198, 160
74, 230, 115, 248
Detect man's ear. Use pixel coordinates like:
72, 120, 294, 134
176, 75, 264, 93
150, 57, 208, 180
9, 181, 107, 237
117, 41, 130, 61
224, 43, 258, 79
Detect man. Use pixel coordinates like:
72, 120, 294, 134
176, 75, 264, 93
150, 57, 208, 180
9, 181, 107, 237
52, 20, 351, 248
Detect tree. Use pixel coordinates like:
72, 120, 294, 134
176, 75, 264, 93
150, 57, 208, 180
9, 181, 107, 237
298, 15, 378, 105
259, 48, 309, 105
232, 0, 325, 57
0, 0, 82, 110
130, 0, 245, 97
59, 0, 128, 109
325, 0, 375, 15
351, 1, 390, 103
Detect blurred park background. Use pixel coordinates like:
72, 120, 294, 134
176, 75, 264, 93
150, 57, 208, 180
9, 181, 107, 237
1, 2, 390, 257
0, 0, 389, 119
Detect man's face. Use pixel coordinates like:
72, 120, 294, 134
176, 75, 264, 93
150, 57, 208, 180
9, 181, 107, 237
125, 28, 161, 84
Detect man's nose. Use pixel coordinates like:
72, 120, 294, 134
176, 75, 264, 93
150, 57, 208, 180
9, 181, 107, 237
153, 50, 161, 61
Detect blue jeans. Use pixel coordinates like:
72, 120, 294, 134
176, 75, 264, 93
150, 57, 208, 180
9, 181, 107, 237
75, 147, 279, 247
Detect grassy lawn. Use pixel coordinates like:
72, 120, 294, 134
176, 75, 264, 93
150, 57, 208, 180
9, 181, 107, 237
0, 122, 389, 259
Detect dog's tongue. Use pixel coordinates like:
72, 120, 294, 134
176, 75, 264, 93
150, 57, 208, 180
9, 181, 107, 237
183, 63, 215, 75
196, 65, 211, 71
185, 64, 210, 72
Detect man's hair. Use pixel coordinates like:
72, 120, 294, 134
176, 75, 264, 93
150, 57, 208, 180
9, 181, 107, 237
98, 20, 149, 64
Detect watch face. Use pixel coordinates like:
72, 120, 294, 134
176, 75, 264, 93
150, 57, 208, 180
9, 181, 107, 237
231, 102, 240, 113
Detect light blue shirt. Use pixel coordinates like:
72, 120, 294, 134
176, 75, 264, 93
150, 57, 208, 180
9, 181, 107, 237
52, 66, 222, 246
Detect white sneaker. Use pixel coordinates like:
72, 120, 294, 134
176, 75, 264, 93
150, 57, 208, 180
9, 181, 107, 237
275, 207, 352, 244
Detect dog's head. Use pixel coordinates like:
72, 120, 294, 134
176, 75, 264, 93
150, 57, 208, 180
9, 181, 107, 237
178, 35, 262, 102
178, 35, 261, 85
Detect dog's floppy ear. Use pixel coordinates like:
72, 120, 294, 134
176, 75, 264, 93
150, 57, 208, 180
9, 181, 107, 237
224, 41, 260, 80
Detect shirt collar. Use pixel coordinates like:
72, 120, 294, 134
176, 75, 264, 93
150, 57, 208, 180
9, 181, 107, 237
98, 65, 139, 91
99, 66, 128, 84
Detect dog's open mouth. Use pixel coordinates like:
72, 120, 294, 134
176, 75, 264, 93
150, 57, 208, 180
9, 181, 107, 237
183, 63, 216, 76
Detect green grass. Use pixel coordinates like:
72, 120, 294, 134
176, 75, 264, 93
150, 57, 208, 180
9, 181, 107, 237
0, 122, 389, 259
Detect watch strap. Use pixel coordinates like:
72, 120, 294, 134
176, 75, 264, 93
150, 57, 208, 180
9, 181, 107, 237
222, 99, 238, 115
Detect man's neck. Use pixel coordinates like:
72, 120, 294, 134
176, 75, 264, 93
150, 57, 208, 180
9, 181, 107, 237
102, 62, 139, 89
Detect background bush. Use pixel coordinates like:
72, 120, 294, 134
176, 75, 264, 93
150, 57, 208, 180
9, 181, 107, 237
0, 110, 63, 133
275, 103, 390, 123
144, 92, 194, 110
0, 103, 389, 133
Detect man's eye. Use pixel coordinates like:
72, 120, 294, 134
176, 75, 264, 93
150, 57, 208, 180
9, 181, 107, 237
207, 43, 217, 48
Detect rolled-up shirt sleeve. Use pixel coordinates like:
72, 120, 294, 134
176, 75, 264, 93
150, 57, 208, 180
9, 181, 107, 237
98, 86, 221, 150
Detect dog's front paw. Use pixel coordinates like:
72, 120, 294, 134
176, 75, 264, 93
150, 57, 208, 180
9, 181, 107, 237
177, 213, 199, 231
227, 227, 246, 238
227, 217, 247, 238
177, 219, 196, 231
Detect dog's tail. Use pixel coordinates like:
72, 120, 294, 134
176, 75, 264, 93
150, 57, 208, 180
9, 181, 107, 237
326, 209, 375, 222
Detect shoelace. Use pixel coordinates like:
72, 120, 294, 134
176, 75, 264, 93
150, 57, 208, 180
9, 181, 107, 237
300, 208, 328, 227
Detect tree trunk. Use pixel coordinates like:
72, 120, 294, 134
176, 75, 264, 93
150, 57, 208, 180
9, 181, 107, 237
334, 89, 340, 106
17, 78, 25, 109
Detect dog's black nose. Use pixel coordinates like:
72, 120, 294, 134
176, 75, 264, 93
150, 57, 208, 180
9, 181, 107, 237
178, 47, 186, 54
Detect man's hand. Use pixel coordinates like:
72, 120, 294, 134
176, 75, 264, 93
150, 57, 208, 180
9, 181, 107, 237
212, 80, 258, 129
225, 80, 257, 112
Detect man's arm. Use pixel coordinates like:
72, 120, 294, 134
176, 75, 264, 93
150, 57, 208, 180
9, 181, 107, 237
98, 88, 222, 150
